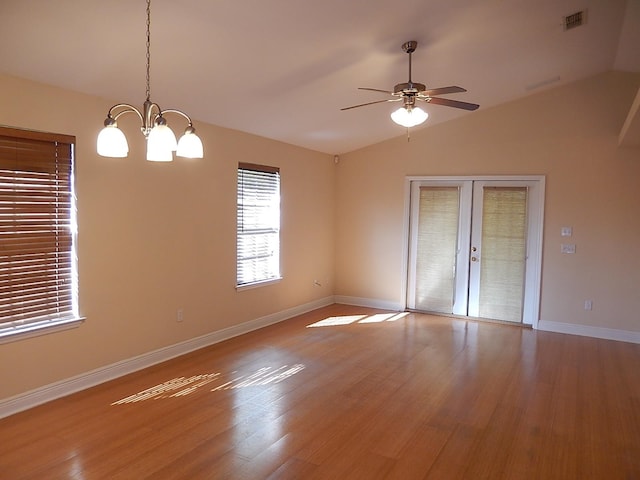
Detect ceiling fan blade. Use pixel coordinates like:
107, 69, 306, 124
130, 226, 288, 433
423, 96, 480, 111
358, 87, 394, 95
341, 98, 401, 111
422, 86, 467, 96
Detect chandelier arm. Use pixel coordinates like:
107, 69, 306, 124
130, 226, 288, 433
108, 104, 145, 123
161, 108, 195, 126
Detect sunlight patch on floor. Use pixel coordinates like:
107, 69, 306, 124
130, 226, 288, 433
307, 312, 409, 327
111, 373, 221, 404
212, 364, 305, 391
359, 312, 409, 323
111, 364, 304, 405
306, 315, 366, 327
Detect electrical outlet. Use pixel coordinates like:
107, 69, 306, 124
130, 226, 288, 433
177, 308, 184, 322
561, 243, 576, 254
584, 300, 592, 311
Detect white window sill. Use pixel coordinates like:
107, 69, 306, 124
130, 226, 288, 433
236, 277, 283, 292
0, 317, 86, 345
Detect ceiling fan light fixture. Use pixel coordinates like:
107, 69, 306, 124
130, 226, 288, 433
391, 106, 428, 128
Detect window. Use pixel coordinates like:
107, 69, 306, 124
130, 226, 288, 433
237, 163, 281, 287
0, 127, 79, 341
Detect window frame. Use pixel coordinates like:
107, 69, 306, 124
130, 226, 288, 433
0, 126, 82, 343
236, 162, 281, 289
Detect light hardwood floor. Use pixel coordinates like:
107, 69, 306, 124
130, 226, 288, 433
1, 304, 639, 479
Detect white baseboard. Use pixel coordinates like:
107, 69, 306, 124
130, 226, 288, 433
0, 296, 335, 419
332, 298, 640, 345
334, 295, 403, 311
537, 319, 640, 344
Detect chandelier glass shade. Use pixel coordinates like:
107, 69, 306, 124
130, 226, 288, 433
96, 120, 129, 157
97, 0, 203, 161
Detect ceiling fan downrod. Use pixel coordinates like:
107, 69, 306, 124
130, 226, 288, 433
403, 40, 418, 83
394, 41, 425, 95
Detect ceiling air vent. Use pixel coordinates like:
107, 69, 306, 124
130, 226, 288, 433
564, 10, 587, 31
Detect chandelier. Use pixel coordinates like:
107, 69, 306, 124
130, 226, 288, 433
97, 0, 203, 161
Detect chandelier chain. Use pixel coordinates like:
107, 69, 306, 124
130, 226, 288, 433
145, 0, 151, 101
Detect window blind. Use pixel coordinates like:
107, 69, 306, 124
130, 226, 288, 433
237, 163, 280, 286
0, 127, 76, 337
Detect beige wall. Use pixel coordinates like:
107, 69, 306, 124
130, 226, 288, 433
0, 74, 335, 400
335, 71, 640, 332
1, 70, 639, 403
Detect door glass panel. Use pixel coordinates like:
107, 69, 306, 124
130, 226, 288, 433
414, 187, 460, 313
478, 187, 527, 322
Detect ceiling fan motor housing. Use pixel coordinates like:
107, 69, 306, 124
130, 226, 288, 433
394, 82, 427, 95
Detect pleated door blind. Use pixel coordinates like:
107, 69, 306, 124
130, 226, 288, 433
237, 163, 280, 286
478, 187, 527, 322
0, 127, 76, 336
415, 186, 460, 313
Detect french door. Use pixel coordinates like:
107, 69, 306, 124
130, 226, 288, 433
406, 177, 544, 325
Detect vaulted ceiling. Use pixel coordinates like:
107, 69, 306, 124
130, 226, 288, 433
1, 0, 639, 154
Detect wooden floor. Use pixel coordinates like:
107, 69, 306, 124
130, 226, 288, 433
1, 304, 640, 479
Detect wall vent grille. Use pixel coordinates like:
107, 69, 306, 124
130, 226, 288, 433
564, 10, 586, 30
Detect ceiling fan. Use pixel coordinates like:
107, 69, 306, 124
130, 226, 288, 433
341, 40, 479, 128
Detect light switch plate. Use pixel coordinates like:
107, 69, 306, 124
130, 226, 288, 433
561, 243, 576, 254
561, 227, 572, 237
